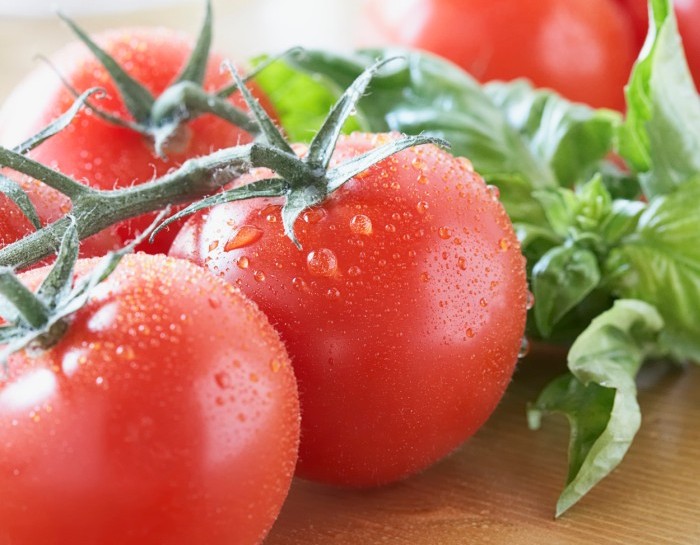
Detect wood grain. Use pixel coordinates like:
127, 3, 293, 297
266, 352, 700, 545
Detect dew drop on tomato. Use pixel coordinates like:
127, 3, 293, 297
224, 225, 263, 251
307, 248, 338, 277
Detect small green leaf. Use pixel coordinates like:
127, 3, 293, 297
0, 175, 41, 230
307, 57, 400, 171
14, 87, 103, 155
0, 267, 49, 329
58, 12, 155, 124
606, 177, 700, 361
326, 133, 449, 192
36, 220, 79, 308
619, 0, 700, 196
224, 62, 292, 154
528, 299, 664, 516
173, 0, 212, 86
151, 177, 288, 239
532, 245, 602, 337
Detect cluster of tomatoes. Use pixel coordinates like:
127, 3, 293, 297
364, 0, 700, 110
0, 25, 527, 545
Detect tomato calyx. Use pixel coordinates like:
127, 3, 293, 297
55, 1, 267, 157
0, 57, 444, 270
153, 59, 450, 247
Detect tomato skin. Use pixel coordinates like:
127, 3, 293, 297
0, 254, 299, 545
170, 133, 527, 486
616, 0, 700, 90
363, 0, 638, 110
0, 27, 265, 255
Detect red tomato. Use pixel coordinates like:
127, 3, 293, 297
0, 254, 300, 545
170, 133, 528, 486
616, 0, 700, 90
362, 0, 638, 110
0, 27, 264, 255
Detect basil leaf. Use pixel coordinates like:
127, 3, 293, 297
528, 299, 664, 516
532, 245, 601, 337
619, 0, 700, 196
252, 54, 360, 143
285, 49, 618, 199
606, 177, 700, 361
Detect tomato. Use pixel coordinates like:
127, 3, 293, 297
170, 132, 528, 486
616, 0, 700, 90
0, 27, 264, 255
361, 0, 638, 110
0, 254, 300, 545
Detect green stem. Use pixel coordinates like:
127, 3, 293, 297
0, 144, 254, 269
151, 82, 260, 135
0, 269, 49, 328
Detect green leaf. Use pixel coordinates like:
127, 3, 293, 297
619, 0, 700, 196
288, 50, 618, 190
252, 54, 360, 143
532, 245, 602, 337
528, 299, 664, 516
606, 177, 700, 361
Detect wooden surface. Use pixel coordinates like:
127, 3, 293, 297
266, 352, 700, 545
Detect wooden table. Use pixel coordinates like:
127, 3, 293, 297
266, 351, 700, 545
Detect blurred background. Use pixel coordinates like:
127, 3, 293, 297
0, 0, 697, 109
0, 0, 361, 100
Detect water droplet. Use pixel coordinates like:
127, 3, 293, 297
307, 248, 338, 277
438, 227, 452, 240
347, 266, 362, 277
457, 257, 467, 270
249, 373, 259, 383
326, 287, 341, 299
303, 207, 327, 224
95, 376, 104, 386
466, 327, 475, 338
253, 271, 266, 282
270, 359, 282, 373
518, 337, 530, 359
411, 157, 425, 171
237, 256, 249, 269
526, 290, 535, 310
292, 277, 311, 292
224, 225, 263, 251
417, 174, 429, 185
390, 181, 401, 190
498, 238, 511, 251
420, 272, 430, 283
208, 240, 219, 251
259, 204, 279, 222
487, 184, 500, 199
349, 214, 373, 235
479, 298, 488, 307
208, 296, 221, 308
215, 372, 232, 389
385, 223, 396, 233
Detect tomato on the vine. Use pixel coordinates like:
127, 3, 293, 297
0, 27, 266, 255
362, 0, 638, 110
170, 133, 528, 486
0, 254, 300, 545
